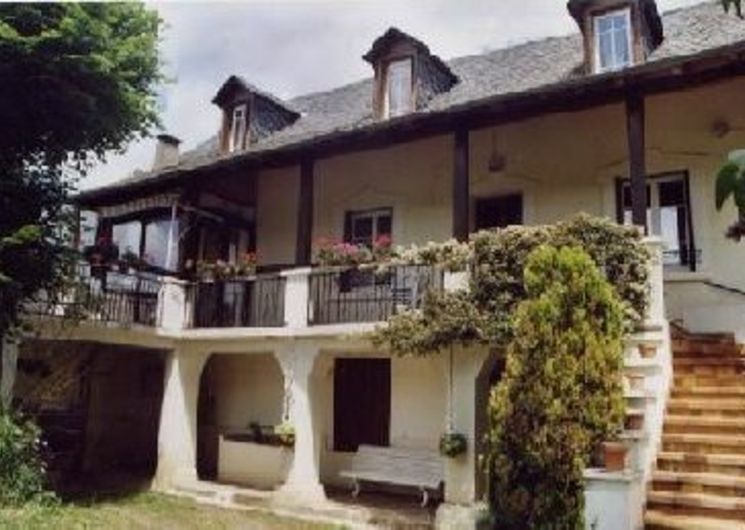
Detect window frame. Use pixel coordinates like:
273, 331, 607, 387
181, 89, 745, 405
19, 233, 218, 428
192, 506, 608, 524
105, 208, 182, 273
615, 171, 696, 271
344, 207, 393, 248
228, 103, 248, 152
592, 7, 634, 74
383, 57, 414, 119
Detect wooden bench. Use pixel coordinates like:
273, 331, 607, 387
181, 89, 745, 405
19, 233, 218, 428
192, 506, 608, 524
339, 445, 444, 506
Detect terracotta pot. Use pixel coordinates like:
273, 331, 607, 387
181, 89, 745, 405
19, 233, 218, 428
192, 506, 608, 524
626, 373, 645, 392
639, 344, 657, 359
625, 413, 645, 431
602, 441, 628, 472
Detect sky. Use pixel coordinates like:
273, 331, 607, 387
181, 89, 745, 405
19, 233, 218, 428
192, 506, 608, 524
83, 0, 709, 190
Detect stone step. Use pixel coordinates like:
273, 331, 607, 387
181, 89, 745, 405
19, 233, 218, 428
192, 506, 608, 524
674, 374, 745, 388
652, 470, 745, 497
672, 340, 741, 357
665, 415, 745, 436
647, 490, 745, 521
657, 452, 745, 477
672, 358, 745, 376
671, 386, 745, 399
662, 433, 745, 455
645, 509, 745, 529
667, 398, 745, 417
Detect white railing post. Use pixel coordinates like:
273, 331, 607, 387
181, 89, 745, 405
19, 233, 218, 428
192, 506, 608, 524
444, 270, 469, 292
643, 236, 665, 326
281, 267, 311, 329
158, 277, 189, 331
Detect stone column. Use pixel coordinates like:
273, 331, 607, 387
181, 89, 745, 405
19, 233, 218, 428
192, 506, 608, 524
437, 347, 491, 530
273, 343, 326, 506
154, 346, 209, 489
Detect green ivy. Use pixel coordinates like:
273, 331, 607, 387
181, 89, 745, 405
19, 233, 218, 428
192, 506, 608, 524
0, 409, 56, 507
486, 245, 626, 529
373, 214, 649, 355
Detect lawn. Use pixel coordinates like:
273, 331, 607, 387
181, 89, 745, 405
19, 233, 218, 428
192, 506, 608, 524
0, 491, 341, 530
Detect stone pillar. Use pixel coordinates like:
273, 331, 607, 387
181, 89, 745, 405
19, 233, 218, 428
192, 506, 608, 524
280, 267, 310, 328
158, 277, 189, 331
643, 236, 665, 326
437, 347, 491, 530
273, 344, 326, 506
154, 347, 209, 489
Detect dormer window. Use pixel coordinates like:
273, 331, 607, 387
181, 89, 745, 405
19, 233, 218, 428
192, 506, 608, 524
384, 58, 413, 118
594, 8, 633, 73
229, 104, 247, 152
364, 28, 457, 121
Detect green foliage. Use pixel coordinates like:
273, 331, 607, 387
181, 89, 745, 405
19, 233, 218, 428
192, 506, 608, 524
439, 432, 468, 458
714, 152, 745, 240
373, 214, 649, 355
0, 3, 163, 338
0, 409, 55, 507
486, 246, 626, 530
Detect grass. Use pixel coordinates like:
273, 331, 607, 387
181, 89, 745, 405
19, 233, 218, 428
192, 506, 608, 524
0, 491, 341, 530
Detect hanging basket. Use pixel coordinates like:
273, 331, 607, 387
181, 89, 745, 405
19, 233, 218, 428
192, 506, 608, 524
275, 422, 295, 448
439, 432, 467, 458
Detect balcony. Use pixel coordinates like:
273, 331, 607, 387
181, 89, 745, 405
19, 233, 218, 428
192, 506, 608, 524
38, 237, 666, 337
39, 263, 446, 333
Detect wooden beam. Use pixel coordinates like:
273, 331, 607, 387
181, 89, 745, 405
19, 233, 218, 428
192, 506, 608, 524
625, 93, 647, 229
452, 129, 470, 242
296, 159, 314, 265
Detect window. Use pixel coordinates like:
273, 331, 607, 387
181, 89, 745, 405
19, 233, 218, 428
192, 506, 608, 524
594, 9, 633, 73
144, 218, 180, 271
109, 215, 180, 272
475, 194, 523, 230
621, 174, 694, 269
384, 58, 413, 118
228, 104, 247, 152
112, 220, 142, 257
346, 208, 392, 248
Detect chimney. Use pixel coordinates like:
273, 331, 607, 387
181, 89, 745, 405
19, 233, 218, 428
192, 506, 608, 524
153, 134, 181, 171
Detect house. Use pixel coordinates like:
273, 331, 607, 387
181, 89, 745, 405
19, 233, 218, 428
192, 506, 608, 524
16, 1, 745, 528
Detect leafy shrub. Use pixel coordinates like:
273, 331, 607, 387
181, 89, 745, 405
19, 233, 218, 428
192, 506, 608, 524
486, 245, 625, 529
439, 432, 468, 458
0, 409, 54, 507
373, 214, 648, 355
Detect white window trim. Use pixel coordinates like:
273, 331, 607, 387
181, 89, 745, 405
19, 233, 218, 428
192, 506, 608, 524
383, 58, 413, 119
228, 103, 247, 152
593, 7, 633, 74
348, 208, 392, 247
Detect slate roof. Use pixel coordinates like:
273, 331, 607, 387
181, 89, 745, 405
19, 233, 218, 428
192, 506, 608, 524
85, 1, 745, 197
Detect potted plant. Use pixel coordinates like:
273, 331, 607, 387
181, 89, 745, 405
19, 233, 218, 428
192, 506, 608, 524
439, 432, 467, 458
83, 237, 119, 267
314, 237, 373, 267
118, 250, 141, 273
602, 439, 628, 472
638, 343, 657, 359
275, 421, 295, 448
626, 372, 645, 392
625, 410, 645, 431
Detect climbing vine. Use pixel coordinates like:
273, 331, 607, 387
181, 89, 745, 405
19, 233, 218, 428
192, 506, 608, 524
372, 214, 649, 355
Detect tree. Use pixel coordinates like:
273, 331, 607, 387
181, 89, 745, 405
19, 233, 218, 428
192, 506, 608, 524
0, 4, 163, 404
715, 151, 745, 240
486, 246, 625, 529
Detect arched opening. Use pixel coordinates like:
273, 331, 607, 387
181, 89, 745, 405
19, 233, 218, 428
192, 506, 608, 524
196, 353, 287, 489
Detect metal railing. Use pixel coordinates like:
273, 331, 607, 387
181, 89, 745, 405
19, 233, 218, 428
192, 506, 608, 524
307, 264, 443, 325
187, 275, 286, 328
37, 264, 163, 326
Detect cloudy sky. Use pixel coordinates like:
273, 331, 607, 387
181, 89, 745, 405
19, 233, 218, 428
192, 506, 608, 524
84, 0, 707, 190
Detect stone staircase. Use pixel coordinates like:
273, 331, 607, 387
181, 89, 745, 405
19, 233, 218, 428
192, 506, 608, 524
645, 331, 745, 529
